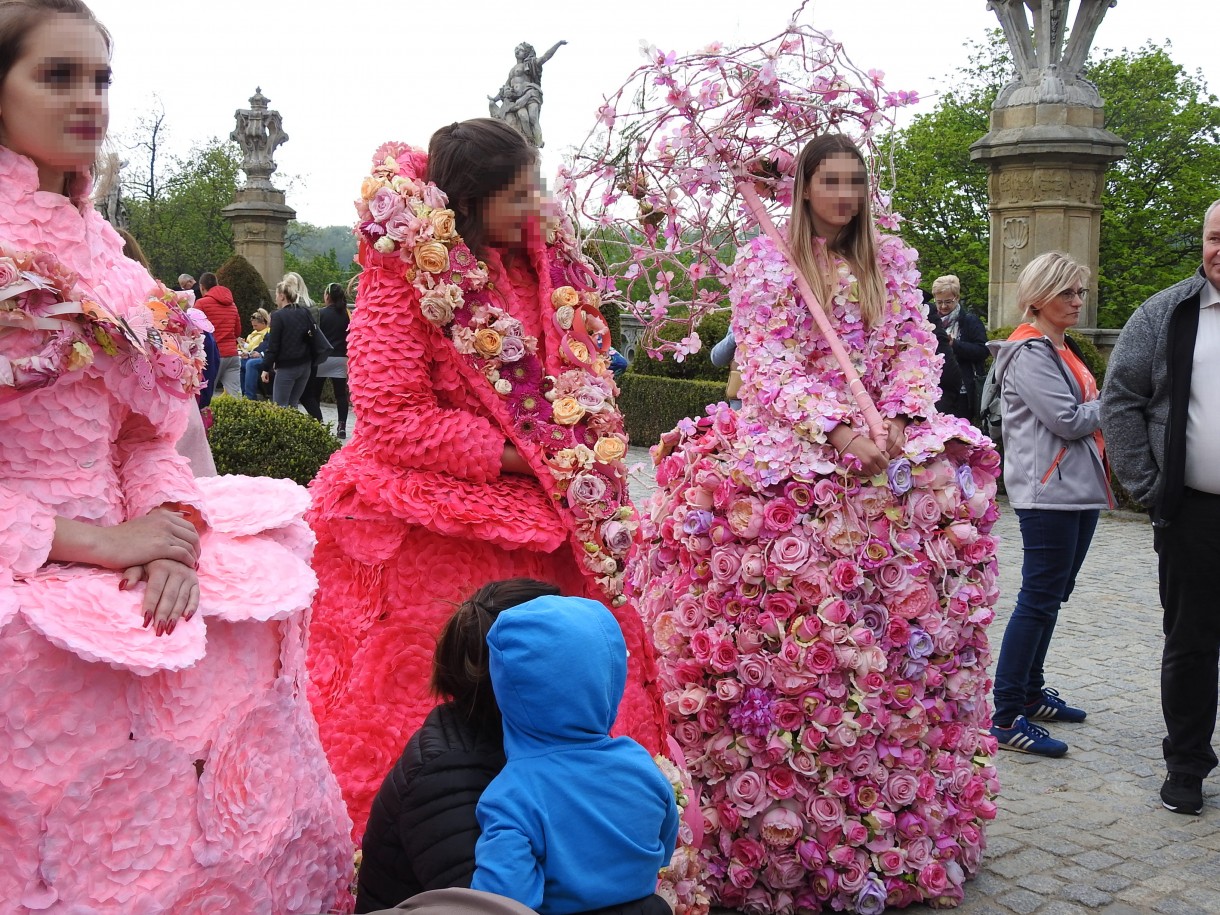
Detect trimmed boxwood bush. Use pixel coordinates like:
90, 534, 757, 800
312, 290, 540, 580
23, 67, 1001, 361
599, 299, 622, 351
619, 374, 726, 447
208, 397, 339, 485
216, 254, 274, 338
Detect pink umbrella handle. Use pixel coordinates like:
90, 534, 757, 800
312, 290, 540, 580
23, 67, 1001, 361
735, 180, 888, 451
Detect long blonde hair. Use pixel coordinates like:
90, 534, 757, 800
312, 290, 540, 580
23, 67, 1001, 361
787, 135, 885, 327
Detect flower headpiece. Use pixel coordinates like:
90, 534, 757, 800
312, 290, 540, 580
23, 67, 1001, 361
563, 4, 918, 359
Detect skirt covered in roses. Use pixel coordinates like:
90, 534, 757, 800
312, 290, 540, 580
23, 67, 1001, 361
306, 450, 667, 841
628, 407, 1002, 912
0, 476, 353, 914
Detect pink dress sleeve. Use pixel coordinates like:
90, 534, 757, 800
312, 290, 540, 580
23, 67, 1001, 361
114, 409, 205, 522
347, 265, 506, 483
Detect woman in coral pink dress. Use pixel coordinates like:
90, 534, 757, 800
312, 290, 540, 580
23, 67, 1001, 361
0, 2, 351, 910
307, 118, 667, 837
629, 135, 1002, 911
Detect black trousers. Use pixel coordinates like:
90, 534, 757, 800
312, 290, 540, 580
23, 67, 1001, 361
1157, 488, 1220, 777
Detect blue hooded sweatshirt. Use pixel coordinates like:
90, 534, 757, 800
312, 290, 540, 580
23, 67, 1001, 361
470, 595, 679, 914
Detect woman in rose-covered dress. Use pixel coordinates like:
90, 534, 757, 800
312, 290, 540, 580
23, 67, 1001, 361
0, 2, 351, 910
306, 118, 667, 838
629, 135, 1002, 911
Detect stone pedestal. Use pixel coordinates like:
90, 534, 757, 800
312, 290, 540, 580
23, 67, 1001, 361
970, 102, 1125, 332
222, 187, 296, 293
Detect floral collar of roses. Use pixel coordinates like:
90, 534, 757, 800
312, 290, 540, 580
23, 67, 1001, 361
0, 248, 205, 406
356, 144, 637, 601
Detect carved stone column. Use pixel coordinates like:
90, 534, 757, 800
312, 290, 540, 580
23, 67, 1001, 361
222, 89, 295, 292
971, 1, 1125, 334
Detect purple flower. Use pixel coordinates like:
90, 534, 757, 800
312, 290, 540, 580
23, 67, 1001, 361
908, 627, 934, 659
887, 456, 913, 496
498, 335, 526, 363
856, 875, 888, 915
902, 656, 929, 679
957, 464, 977, 498
682, 509, 714, 536
728, 687, 776, 738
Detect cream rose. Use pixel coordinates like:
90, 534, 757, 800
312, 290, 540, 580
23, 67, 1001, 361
552, 396, 586, 426
360, 176, 384, 201
429, 208, 458, 240
373, 236, 397, 254
593, 435, 627, 463
554, 304, 575, 329
551, 286, 580, 309
473, 329, 503, 359
414, 240, 450, 274
494, 379, 513, 395
419, 287, 458, 325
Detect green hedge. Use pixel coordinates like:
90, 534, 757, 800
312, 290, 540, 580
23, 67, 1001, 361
629, 311, 731, 382
208, 397, 339, 485
619, 374, 726, 447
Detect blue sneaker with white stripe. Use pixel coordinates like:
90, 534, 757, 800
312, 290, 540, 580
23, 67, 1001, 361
1024, 687, 1087, 723
991, 715, 1068, 757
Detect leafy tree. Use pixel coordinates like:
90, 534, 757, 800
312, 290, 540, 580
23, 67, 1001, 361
215, 254, 274, 337
886, 36, 1220, 328
122, 114, 241, 285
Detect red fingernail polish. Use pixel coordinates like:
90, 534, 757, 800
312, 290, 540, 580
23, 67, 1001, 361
166, 619, 177, 635
118, 580, 128, 591
143, 611, 152, 628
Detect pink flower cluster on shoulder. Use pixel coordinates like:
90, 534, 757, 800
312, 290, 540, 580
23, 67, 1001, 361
354, 147, 637, 600
0, 248, 205, 405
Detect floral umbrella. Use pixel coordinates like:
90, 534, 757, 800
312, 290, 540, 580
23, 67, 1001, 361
562, 3, 919, 447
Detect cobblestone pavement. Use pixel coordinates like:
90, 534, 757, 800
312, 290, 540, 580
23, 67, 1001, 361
625, 447, 1220, 915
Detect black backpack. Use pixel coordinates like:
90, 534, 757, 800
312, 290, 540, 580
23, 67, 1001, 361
978, 359, 1002, 443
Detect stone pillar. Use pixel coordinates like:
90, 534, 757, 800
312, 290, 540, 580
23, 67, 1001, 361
970, 105, 1124, 330
971, 1, 1125, 334
223, 88, 293, 292
223, 189, 295, 292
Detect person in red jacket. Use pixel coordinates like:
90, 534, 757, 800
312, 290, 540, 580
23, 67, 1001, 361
195, 271, 242, 396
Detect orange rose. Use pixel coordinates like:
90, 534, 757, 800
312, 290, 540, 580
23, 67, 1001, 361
360, 176, 383, 201
473, 329, 504, 358
429, 208, 458, 240
552, 397, 586, 426
551, 286, 580, 309
415, 241, 450, 274
593, 436, 627, 463
567, 340, 591, 364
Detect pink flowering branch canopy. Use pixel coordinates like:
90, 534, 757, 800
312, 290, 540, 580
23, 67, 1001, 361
563, 2, 917, 439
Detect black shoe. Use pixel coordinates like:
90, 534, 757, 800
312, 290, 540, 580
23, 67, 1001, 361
337, 426, 347, 440
1161, 773, 1203, 815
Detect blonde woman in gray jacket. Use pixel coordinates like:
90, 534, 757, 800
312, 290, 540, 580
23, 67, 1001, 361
988, 252, 1113, 758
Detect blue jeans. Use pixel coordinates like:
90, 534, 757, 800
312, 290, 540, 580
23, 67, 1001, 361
242, 357, 264, 399
992, 507, 1100, 727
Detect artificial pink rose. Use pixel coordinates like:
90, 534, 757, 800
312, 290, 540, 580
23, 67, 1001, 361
737, 655, 770, 688
888, 581, 937, 621
829, 559, 863, 592
904, 836, 935, 870
906, 490, 942, 530
883, 771, 919, 807
820, 598, 852, 624
673, 720, 701, 749
708, 732, 749, 774
811, 478, 841, 507
836, 850, 871, 894
569, 471, 608, 505
739, 545, 767, 583
710, 547, 743, 584
772, 699, 804, 732
843, 817, 869, 846
498, 334, 526, 363
726, 860, 757, 890
770, 534, 811, 571
785, 481, 814, 510
918, 862, 949, 895
727, 769, 771, 817
675, 686, 709, 717
875, 558, 911, 593
689, 630, 715, 663
765, 764, 799, 800
726, 498, 764, 538
710, 640, 738, 673
762, 498, 799, 532
368, 186, 404, 223
715, 677, 743, 703
765, 849, 806, 889
806, 641, 837, 674
600, 519, 634, 556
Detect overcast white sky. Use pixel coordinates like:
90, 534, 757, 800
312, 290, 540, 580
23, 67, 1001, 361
88, 0, 1215, 228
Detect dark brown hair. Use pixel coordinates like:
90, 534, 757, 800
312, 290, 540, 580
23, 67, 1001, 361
0, 0, 112, 85
425, 117, 536, 257
431, 578, 560, 729
115, 228, 148, 270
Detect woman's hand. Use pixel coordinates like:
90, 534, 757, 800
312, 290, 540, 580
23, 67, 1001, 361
828, 423, 889, 477
885, 415, 909, 460
51, 507, 200, 570
501, 443, 532, 475
261, 371, 271, 383
120, 559, 199, 635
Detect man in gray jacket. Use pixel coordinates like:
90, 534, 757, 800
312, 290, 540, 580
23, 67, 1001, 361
1101, 199, 1220, 817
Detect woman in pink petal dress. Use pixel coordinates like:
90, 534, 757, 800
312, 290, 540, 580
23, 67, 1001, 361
0, 2, 352, 910
630, 135, 1002, 911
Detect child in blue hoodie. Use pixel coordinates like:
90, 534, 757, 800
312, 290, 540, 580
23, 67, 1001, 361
470, 595, 679, 915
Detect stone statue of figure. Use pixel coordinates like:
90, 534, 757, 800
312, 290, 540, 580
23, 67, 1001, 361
230, 87, 289, 189
987, 0, 1117, 107
488, 40, 567, 148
